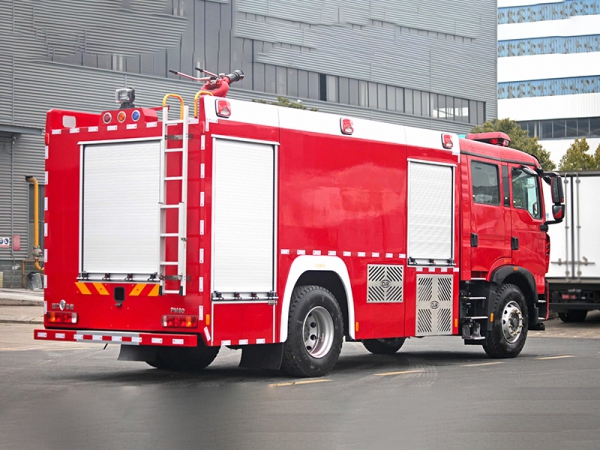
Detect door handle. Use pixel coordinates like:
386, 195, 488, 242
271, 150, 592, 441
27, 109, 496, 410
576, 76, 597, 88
511, 237, 519, 250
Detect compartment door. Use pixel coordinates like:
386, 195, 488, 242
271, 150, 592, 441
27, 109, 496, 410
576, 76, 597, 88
212, 139, 276, 296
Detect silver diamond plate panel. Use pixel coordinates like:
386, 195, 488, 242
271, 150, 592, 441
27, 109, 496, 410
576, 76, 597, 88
367, 265, 403, 303
416, 274, 453, 336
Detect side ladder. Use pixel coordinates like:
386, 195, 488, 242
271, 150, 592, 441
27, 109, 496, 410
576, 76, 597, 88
159, 103, 190, 295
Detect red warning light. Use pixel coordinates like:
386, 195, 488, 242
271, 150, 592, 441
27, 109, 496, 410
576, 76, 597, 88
441, 134, 454, 149
340, 118, 354, 135
216, 100, 232, 118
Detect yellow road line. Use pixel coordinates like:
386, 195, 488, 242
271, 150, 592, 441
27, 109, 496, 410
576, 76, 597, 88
536, 355, 575, 360
461, 361, 504, 367
270, 379, 331, 387
374, 369, 423, 377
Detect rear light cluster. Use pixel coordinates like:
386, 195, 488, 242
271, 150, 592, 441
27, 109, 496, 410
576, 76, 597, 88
561, 294, 578, 300
162, 315, 198, 328
47, 312, 78, 324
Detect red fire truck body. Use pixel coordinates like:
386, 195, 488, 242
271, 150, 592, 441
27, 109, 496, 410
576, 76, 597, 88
34, 90, 564, 377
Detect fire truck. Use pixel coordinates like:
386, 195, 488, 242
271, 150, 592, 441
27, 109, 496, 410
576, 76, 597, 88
34, 69, 565, 377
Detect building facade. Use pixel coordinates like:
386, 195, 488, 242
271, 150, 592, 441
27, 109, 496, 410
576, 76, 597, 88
0, 0, 498, 287
498, 0, 600, 166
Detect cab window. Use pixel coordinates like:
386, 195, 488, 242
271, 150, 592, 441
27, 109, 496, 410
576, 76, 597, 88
471, 161, 500, 205
512, 168, 541, 219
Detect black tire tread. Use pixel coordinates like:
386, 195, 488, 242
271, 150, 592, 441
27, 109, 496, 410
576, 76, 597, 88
362, 338, 406, 355
558, 310, 587, 323
483, 283, 528, 359
281, 285, 344, 378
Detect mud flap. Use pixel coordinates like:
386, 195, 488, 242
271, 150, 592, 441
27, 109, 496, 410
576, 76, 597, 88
239, 343, 284, 370
118, 345, 159, 362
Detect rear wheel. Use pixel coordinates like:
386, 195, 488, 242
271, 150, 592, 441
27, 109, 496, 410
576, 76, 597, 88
282, 285, 344, 377
558, 309, 587, 323
362, 338, 406, 355
483, 284, 528, 358
147, 342, 220, 371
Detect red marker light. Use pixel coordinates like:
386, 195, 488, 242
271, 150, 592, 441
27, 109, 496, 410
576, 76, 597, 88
162, 315, 199, 328
441, 134, 454, 149
47, 311, 78, 324
340, 118, 354, 135
102, 112, 112, 124
216, 100, 232, 118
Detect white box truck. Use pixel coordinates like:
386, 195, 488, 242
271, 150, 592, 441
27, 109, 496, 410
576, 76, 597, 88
547, 171, 600, 322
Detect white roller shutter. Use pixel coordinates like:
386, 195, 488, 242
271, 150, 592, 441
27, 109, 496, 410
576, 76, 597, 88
82, 141, 161, 275
212, 139, 276, 293
408, 161, 454, 263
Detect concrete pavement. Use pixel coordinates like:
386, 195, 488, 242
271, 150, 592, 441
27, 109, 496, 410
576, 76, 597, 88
0, 288, 44, 324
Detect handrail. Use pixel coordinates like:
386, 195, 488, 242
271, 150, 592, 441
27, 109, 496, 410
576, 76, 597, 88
162, 93, 185, 120
194, 90, 214, 118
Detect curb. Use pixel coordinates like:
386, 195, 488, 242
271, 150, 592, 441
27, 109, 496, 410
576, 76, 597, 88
0, 319, 43, 325
0, 299, 44, 307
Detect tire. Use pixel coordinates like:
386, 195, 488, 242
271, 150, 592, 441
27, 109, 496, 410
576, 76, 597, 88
281, 285, 344, 377
558, 310, 587, 323
362, 338, 406, 355
147, 342, 220, 371
483, 284, 528, 358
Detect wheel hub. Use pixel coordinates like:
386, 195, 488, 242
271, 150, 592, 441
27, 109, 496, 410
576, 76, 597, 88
502, 300, 523, 343
303, 306, 334, 358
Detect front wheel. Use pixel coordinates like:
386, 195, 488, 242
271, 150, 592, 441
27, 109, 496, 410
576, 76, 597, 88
558, 310, 587, 323
363, 338, 406, 355
281, 285, 344, 377
483, 284, 528, 358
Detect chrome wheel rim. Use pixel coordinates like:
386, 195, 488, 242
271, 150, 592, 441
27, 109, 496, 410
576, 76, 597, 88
303, 306, 334, 358
502, 300, 523, 343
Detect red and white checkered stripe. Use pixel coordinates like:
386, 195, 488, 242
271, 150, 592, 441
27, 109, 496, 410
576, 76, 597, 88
34, 329, 198, 347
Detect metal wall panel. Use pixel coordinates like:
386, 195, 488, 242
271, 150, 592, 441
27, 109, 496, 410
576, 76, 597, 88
0, 0, 497, 270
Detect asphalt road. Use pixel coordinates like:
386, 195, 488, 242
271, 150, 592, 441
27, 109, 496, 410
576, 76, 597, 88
2, 322, 600, 450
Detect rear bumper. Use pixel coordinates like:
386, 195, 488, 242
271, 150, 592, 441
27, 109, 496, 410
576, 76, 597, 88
34, 328, 198, 347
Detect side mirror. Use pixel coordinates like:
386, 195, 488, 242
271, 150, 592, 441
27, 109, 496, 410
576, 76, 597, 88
552, 204, 565, 222
551, 177, 564, 204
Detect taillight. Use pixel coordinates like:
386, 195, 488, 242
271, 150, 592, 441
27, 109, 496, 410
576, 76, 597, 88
47, 312, 78, 324
162, 315, 198, 328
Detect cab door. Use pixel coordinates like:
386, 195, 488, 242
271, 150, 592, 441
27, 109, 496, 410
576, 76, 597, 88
469, 157, 511, 274
509, 165, 546, 276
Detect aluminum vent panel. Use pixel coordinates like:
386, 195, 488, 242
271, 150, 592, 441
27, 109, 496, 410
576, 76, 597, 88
367, 264, 404, 303
416, 274, 453, 336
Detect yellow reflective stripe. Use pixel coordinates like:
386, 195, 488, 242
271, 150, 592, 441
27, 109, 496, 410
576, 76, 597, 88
75, 282, 91, 295
93, 283, 109, 296
129, 284, 146, 297
148, 284, 160, 296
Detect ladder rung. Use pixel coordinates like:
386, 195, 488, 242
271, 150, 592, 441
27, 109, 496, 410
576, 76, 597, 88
160, 262, 178, 266
165, 120, 184, 125
464, 297, 486, 301
165, 148, 184, 153
160, 233, 178, 237
465, 316, 488, 320
160, 205, 180, 209
162, 290, 180, 294
165, 176, 183, 181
